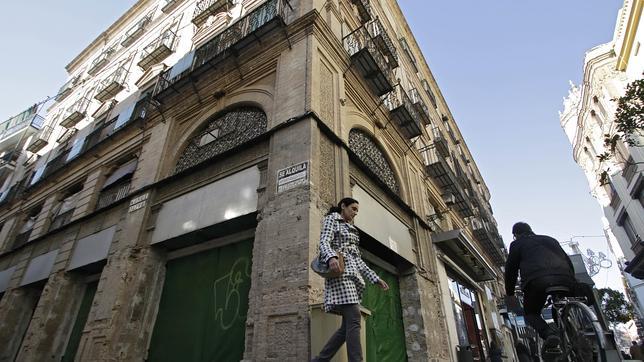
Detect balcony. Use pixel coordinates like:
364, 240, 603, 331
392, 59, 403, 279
421, 146, 474, 218
366, 19, 398, 69
350, 0, 372, 23
26, 125, 54, 153
87, 48, 116, 76
42, 149, 70, 179
55, 75, 81, 102
409, 88, 431, 125
49, 209, 74, 231
138, 30, 177, 70
162, 0, 185, 13
0, 151, 20, 178
344, 26, 396, 97
192, 0, 235, 26
421, 79, 437, 109
0, 108, 44, 149
471, 217, 505, 266
95, 66, 128, 102
121, 15, 152, 47
156, 0, 290, 98
61, 97, 91, 128
96, 182, 132, 209
430, 127, 449, 158
383, 85, 422, 139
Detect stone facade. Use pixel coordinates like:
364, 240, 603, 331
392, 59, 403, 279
0, 0, 508, 361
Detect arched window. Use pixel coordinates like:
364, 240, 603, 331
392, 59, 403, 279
348, 129, 399, 194
174, 107, 267, 173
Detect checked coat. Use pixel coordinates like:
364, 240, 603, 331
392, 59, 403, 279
319, 212, 380, 312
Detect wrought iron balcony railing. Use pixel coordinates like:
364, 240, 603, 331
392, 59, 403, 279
156, 0, 290, 97
421, 79, 437, 109
122, 15, 152, 47
471, 216, 505, 265
409, 88, 431, 126
430, 126, 449, 158
26, 125, 54, 153
55, 75, 81, 102
61, 97, 91, 128
193, 0, 235, 26
383, 85, 422, 139
96, 181, 132, 209
95, 66, 128, 102
344, 25, 396, 97
366, 19, 398, 68
420, 145, 474, 218
162, 0, 185, 13
138, 29, 177, 70
88, 47, 116, 76
350, 0, 372, 23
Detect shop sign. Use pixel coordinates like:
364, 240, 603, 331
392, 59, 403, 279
277, 161, 308, 193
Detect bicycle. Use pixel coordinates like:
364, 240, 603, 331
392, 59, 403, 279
542, 285, 608, 362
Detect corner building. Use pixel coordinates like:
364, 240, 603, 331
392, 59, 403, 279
0, 0, 509, 361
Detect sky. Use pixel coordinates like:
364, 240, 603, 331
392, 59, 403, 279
398, 0, 624, 289
0, 1, 627, 288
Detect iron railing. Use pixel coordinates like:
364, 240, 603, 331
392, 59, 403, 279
122, 15, 152, 47
350, 0, 372, 23
0, 114, 43, 141
162, 0, 185, 13
55, 75, 81, 102
95, 66, 128, 102
88, 47, 116, 75
383, 84, 422, 139
138, 29, 177, 69
345, 27, 395, 84
156, 0, 289, 96
61, 97, 91, 127
96, 182, 132, 209
366, 18, 398, 68
409, 88, 431, 125
193, 0, 234, 25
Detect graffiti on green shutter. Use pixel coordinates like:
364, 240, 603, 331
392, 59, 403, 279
361, 262, 408, 362
148, 239, 253, 362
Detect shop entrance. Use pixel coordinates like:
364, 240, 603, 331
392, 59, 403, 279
362, 262, 407, 362
447, 274, 488, 361
148, 238, 253, 361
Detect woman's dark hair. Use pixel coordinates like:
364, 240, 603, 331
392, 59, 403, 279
327, 197, 359, 215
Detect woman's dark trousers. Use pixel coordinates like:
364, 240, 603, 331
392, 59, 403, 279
314, 304, 362, 362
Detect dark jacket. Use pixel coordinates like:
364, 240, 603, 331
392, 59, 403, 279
505, 233, 575, 295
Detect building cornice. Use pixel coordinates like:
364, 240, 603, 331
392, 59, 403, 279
617, 0, 643, 71
65, 0, 156, 74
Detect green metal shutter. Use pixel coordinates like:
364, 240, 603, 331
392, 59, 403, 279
361, 263, 408, 362
148, 239, 253, 362
62, 281, 98, 362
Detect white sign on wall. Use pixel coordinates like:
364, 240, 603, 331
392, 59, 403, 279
277, 161, 308, 193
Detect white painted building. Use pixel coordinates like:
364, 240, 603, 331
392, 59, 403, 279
560, 0, 644, 327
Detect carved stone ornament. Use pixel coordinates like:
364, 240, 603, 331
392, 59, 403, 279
348, 129, 399, 194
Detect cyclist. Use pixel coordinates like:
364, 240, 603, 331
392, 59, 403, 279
505, 222, 576, 349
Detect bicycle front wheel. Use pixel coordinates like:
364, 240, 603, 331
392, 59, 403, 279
560, 301, 607, 362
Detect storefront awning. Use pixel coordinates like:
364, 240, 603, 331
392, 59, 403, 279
20, 249, 58, 287
67, 226, 116, 271
432, 229, 495, 282
0, 266, 16, 293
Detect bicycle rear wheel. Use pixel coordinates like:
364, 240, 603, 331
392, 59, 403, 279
560, 301, 607, 362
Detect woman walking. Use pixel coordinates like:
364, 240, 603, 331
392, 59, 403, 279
312, 197, 389, 362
